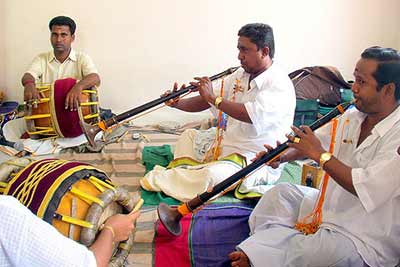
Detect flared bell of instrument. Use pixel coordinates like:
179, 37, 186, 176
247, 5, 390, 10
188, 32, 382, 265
157, 202, 183, 236
79, 119, 101, 148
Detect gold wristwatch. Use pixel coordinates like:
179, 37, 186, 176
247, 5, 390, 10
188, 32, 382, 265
319, 152, 332, 169
214, 96, 223, 109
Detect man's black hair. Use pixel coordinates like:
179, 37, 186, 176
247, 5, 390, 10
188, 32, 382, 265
238, 23, 275, 58
49, 16, 76, 35
361, 46, 400, 100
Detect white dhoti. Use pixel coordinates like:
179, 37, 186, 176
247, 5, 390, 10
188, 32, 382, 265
237, 183, 365, 267
140, 160, 243, 202
3, 118, 89, 156
140, 129, 283, 201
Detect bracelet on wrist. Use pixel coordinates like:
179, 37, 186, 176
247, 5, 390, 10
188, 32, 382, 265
100, 224, 115, 243
214, 96, 223, 109
23, 80, 35, 87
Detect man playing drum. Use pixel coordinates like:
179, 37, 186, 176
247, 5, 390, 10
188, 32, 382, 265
1, 16, 100, 154
22, 15, 100, 111
0, 195, 140, 267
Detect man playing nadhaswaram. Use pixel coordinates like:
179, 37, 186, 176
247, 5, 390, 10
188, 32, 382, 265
140, 23, 296, 201
230, 46, 400, 267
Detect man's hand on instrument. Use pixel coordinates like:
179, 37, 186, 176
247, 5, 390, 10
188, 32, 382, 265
252, 142, 282, 169
65, 85, 82, 111
102, 210, 140, 242
163, 82, 184, 107
286, 125, 325, 162
24, 84, 40, 103
190, 77, 215, 104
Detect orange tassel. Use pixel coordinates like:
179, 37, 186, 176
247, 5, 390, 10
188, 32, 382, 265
295, 118, 338, 235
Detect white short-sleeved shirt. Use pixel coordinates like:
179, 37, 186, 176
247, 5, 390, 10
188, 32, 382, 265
312, 106, 400, 267
26, 49, 98, 83
210, 64, 296, 159
0, 196, 97, 267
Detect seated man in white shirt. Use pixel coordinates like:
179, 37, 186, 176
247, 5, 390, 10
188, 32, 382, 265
2, 16, 101, 155
22, 15, 100, 111
0, 195, 140, 267
140, 23, 296, 201
229, 46, 400, 267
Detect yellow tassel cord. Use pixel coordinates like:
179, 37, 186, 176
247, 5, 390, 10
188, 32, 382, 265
203, 79, 244, 163
294, 118, 338, 235
202, 80, 225, 162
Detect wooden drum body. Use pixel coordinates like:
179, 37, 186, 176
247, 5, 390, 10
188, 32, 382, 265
0, 158, 136, 267
24, 78, 100, 139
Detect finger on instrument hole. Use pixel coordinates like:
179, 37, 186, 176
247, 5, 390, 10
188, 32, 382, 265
173, 82, 179, 92
300, 125, 313, 134
290, 125, 306, 138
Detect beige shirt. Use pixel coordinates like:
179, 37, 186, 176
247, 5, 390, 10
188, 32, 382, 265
26, 49, 98, 83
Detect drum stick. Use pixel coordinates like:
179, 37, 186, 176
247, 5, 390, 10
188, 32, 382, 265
131, 198, 144, 213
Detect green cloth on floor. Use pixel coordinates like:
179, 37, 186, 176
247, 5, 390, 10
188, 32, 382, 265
140, 144, 302, 205
276, 161, 302, 184
142, 145, 173, 174
141, 153, 247, 206
141, 189, 180, 206
234, 161, 302, 199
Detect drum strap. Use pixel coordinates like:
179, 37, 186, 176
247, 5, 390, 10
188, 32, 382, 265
70, 186, 105, 207
88, 176, 115, 192
54, 213, 94, 229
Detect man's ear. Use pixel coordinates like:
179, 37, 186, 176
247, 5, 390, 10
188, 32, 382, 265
261, 46, 269, 58
383, 82, 395, 98
72, 34, 75, 42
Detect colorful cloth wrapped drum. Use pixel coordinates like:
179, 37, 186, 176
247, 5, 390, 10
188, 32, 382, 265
24, 78, 100, 139
0, 158, 136, 267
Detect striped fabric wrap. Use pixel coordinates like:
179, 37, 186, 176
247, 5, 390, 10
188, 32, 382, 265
155, 203, 254, 267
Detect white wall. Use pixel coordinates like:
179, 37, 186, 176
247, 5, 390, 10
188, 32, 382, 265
2, 0, 400, 124
0, 0, 5, 93
398, 32, 400, 49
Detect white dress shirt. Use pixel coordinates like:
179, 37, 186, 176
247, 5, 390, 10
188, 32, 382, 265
211, 64, 296, 159
313, 105, 400, 267
238, 105, 400, 267
0, 196, 97, 267
211, 64, 296, 192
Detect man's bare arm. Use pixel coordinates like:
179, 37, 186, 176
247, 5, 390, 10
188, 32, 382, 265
214, 98, 251, 123
65, 73, 101, 110
170, 95, 211, 112
22, 73, 40, 101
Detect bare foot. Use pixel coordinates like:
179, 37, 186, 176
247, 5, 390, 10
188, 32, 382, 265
229, 251, 250, 267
